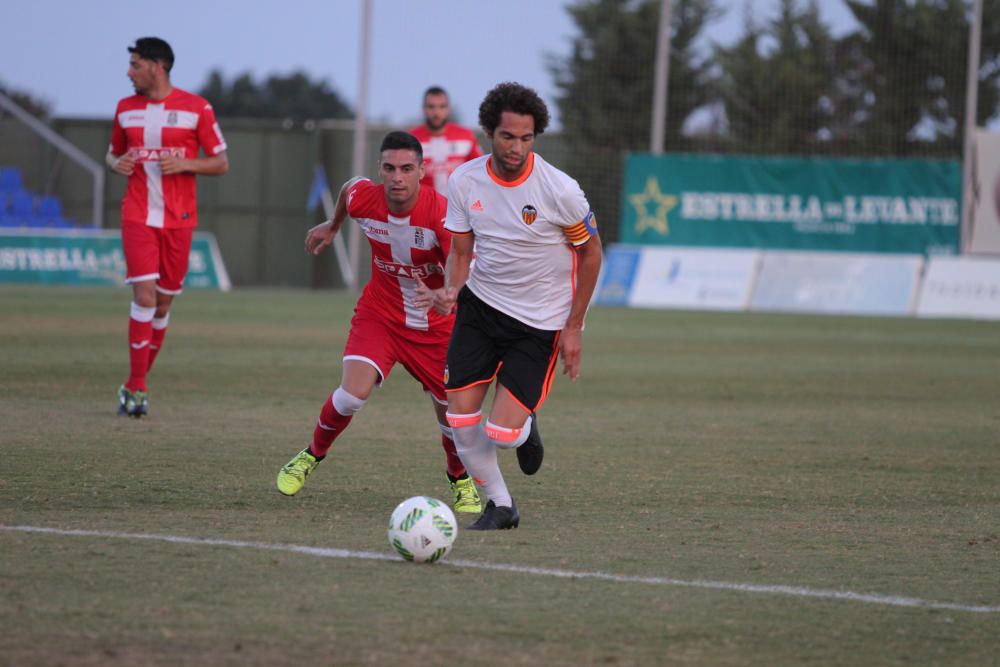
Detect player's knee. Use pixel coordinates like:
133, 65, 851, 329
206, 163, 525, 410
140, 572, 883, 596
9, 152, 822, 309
485, 417, 531, 450
332, 387, 366, 416
130, 302, 156, 323
446, 411, 482, 430
445, 411, 483, 453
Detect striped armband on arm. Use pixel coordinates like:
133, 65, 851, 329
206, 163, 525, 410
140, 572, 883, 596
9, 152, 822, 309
564, 211, 598, 246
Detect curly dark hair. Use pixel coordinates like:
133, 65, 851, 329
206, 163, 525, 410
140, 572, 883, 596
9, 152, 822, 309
478, 82, 550, 136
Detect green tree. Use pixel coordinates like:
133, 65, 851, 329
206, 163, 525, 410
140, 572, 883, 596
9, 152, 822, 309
0, 81, 51, 119
713, 0, 840, 154
841, 0, 1000, 157
198, 69, 352, 121
549, 0, 721, 241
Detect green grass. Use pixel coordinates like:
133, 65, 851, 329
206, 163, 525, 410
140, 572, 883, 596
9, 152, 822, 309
1, 286, 998, 666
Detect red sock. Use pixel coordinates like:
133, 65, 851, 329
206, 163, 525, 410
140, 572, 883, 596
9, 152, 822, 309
442, 435, 467, 478
126, 316, 153, 392
147, 316, 169, 372
310, 394, 353, 458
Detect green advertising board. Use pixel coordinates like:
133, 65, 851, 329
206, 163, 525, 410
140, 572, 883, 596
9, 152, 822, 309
621, 153, 960, 255
0, 230, 230, 289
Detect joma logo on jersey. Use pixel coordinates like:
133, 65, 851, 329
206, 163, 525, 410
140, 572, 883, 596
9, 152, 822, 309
364, 224, 389, 236
522, 205, 538, 225
373, 257, 442, 279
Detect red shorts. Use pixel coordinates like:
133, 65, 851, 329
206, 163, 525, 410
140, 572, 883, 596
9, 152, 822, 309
344, 308, 452, 402
121, 222, 194, 294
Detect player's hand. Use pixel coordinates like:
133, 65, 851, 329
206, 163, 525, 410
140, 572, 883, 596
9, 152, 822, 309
113, 154, 136, 176
559, 326, 583, 381
414, 278, 455, 315
158, 153, 189, 175
436, 286, 458, 316
413, 278, 436, 311
305, 220, 335, 255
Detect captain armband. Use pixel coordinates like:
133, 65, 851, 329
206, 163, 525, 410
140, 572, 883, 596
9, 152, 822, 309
564, 211, 597, 246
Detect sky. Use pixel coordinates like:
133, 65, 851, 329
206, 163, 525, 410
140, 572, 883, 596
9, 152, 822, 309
0, 0, 859, 129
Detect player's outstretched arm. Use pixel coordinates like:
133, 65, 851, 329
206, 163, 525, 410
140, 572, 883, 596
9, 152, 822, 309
305, 177, 359, 255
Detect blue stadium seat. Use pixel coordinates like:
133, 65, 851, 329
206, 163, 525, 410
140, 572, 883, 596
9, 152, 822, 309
10, 191, 35, 217
0, 169, 77, 229
0, 166, 24, 192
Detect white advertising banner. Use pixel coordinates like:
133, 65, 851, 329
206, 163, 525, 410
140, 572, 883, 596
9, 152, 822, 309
627, 247, 761, 311
969, 129, 1000, 254
750, 251, 923, 316
916, 256, 1000, 320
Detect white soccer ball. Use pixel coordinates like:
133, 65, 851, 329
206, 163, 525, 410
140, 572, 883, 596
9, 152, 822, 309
387, 496, 457, 563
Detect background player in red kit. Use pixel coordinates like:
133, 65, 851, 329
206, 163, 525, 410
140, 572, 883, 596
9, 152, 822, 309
409, 86, 483, 195
106, 37, 229, 417
275, 131, 482, 514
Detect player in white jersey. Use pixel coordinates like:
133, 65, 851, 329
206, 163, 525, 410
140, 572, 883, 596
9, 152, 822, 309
418, 82, 603, 530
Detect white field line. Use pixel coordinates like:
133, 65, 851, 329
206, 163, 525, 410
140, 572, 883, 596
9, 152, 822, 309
3, 524, 999, 614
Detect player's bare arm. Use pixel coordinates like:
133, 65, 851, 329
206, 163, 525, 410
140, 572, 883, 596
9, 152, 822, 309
305, 177, 361, 255
560, 232, 603, 381
158, 151, 229, 176
440, 231, 475, 314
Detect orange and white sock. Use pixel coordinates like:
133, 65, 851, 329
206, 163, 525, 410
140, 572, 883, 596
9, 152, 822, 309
485, 416, 532, 450
446, 410, 511, 507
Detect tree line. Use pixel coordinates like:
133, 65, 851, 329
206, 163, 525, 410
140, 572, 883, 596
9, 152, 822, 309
549, 0, 1000, 238
553, 0, 999, 156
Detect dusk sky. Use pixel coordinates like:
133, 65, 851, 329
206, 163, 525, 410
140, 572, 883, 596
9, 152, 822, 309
2, 0, 859, 128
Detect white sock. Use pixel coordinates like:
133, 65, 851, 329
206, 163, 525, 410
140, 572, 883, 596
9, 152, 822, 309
447, 413, 512, 508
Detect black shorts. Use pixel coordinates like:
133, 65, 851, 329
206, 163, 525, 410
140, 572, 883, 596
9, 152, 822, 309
445, 286, 560, 412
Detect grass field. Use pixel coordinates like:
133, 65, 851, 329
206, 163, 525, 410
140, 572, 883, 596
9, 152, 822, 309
1, 286, 999, 666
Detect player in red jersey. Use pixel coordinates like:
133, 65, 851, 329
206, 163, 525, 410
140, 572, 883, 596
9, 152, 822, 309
106, 37, 228, 417
409, 86, 483, 195
275, 131, 482, 514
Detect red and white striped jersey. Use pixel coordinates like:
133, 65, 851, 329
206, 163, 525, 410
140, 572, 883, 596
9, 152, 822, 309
110, 88, 227, 229
347, 179, 454, 332
408, 122, 483, 194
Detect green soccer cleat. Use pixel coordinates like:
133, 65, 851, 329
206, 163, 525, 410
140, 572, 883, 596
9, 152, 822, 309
117, 384, 148, 418
277, 448, 321, 496
448, 473, 482, 513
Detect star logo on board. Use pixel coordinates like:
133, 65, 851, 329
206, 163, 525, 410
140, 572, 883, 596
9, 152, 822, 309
629, 176, 677, 236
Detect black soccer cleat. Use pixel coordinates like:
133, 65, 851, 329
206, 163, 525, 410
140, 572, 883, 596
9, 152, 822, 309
467, 499, 520, 531
515, 412, 543, 475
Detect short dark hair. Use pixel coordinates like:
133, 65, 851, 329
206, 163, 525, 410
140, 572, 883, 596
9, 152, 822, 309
423, 86, 448, 100
379, 131, 423, 161
128, 37, 174, 73
478, 82, 549, 136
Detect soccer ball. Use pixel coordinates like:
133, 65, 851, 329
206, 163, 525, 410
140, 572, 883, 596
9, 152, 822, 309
387, 496, 457, 563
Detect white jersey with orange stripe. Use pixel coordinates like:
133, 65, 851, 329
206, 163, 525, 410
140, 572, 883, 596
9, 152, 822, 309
445, 152, 597, 331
